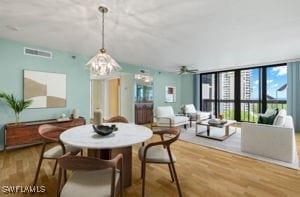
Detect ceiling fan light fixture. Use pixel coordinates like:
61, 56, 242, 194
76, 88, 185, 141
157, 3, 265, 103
178, 65, 198, 75
85, 6, 121, 76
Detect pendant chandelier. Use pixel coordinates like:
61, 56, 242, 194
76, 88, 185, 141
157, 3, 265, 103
85, 6, 121, 76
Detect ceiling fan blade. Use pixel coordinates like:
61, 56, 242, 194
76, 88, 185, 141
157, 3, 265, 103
178, 71, 184, 75
189, 69, 198, 72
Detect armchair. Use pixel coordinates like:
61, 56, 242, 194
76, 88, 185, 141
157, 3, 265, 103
183, 104, 210, 127
241, 110, 297, 163
152, 106, 189, 129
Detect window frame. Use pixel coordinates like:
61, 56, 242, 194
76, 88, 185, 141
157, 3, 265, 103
199, 63, 287, 122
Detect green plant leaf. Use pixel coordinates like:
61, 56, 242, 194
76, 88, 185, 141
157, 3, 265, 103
0, 92, 32, 121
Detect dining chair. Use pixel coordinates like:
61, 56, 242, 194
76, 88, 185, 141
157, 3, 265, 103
107, 116, 129, 123
138, 128, 182, 197
57, 152, 123, 197
33, 124, 81, 186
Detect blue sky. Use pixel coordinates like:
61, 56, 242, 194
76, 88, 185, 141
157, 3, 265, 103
251, 66, 287, 99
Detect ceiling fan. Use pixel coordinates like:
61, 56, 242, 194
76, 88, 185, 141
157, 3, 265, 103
178, 66, 198, 75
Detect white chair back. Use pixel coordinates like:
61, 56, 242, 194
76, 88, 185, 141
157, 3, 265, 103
184, 104, 196, 114
155, 106, 175, 117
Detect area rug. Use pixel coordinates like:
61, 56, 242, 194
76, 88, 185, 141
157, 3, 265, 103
179, 125, 299, 170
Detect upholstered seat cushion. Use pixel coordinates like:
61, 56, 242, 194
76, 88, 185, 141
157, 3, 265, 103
61, 169, 120, 197
198, 112, 210, 121
138, 146, 176, 163
157, 116, 189, 125
43, 144, 80, 159
183, 104, 210, 121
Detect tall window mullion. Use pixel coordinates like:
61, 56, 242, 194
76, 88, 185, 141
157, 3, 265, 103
235, 70, 241, 121
262, 67, 267, 113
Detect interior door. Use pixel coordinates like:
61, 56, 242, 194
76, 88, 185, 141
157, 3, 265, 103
108, 78, 120, 117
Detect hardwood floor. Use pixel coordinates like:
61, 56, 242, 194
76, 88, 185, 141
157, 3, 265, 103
1, 133, 300, 196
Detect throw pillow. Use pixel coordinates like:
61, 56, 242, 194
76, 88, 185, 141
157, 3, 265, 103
257, 108, 278, 125
258, 113, 278, 125
264, 108, 278, 117
273, 109, 287, 126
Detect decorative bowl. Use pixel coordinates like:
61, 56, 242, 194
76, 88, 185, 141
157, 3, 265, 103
92, 124, 117, 136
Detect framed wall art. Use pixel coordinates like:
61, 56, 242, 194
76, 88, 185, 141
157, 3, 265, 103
23, 70, 66, 108
165, 86, 176, 103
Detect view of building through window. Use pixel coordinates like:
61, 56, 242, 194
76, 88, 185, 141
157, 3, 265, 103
218, 71, 235, 119
241, 68, 260, 122
201, 73, 215, 115
200, 65, 287, 122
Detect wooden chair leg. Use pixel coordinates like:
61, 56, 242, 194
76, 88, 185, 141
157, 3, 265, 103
141, 161, 144, 179
120, 167, 124, 197
142, 162, 146, 197
57, 168, 62, 197
52, 160, 58, 175
64, 169, 67, 184
33, 157, 43, 186
168, 163, 174, 182
170, 162, 182, 197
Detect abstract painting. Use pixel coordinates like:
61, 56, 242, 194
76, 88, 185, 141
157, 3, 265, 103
165, 86, 176, 103
24, 70, 66, 108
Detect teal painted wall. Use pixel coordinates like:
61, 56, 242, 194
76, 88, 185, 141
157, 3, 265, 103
180, 74, 194, 106
119, 63, 193, 113
0, 38, 90, 149
0, 38, 194, 149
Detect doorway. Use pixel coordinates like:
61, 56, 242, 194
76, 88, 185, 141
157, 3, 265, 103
91, 78, 120, 120
90, 73, 134, 122
108, 78, 120, 117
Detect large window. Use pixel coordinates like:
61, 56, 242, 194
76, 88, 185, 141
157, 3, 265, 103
200, 64, 287, 122
201, 73, 215, 115
240, 68, 260, 122
218, 71, 235, 119
266, 66, 287, 110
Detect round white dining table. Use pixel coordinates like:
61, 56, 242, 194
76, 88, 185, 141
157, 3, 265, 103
60, 123, 153, 149
60, 122, 153, 187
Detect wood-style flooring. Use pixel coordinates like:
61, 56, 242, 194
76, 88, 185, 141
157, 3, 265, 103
1, 132, 300, 197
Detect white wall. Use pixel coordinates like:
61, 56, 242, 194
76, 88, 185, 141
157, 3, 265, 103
120, 73, 135, 122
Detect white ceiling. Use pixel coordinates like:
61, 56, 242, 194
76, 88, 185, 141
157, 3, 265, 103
1, 0, 300, 73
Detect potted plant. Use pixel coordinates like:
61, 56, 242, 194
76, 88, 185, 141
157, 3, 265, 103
0, 92, 32, 123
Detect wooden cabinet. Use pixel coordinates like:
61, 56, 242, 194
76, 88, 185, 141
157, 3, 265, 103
135, 103, 153, 124
4, 117, 86, 149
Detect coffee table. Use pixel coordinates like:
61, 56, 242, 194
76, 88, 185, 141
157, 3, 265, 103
195, 119, 237, 141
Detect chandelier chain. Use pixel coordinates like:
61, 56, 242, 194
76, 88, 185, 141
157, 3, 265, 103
101, 10, 105, 50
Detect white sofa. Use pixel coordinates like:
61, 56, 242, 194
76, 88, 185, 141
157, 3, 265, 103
241, 113, 297, 163
153, 106, 189, 128
183, 104, 211, 127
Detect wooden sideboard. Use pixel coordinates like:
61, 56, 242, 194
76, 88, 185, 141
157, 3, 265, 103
135, 103, 153, 125
4, 117, 86, 150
